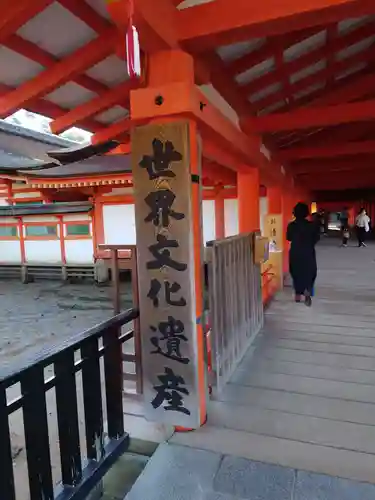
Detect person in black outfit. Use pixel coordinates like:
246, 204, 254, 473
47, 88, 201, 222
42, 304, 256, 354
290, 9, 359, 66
339, 207, 350, 247
287, 202, 320, 306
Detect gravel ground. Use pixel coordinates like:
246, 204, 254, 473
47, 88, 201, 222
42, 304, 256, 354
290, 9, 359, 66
0, 279, 136, 499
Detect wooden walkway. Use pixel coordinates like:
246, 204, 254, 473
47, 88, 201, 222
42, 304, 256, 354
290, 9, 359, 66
172, 240, 375, 483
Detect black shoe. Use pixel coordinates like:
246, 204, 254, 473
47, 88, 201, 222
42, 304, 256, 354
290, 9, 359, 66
305, 295, 312, 307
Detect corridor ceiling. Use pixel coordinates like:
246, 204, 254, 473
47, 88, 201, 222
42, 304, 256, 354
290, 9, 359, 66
1, 0, 375, 193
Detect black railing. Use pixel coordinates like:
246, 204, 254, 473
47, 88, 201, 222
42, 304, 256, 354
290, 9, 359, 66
0, 308, 139, 500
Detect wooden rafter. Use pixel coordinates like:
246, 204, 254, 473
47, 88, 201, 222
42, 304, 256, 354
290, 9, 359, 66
0, 28, 119, 118
250, 100, 375, 133
5, 34, 109, 95
58, 0, 112, 32
0, 81, 101, 131
253, 46, 375, 113
91, 117, 131, 145
177, 0, 375, 50
225, 26, 324, 77
50, 80, 138, 134
0, 0, 53, 43
279, 140, 375, 160
241, 21, 375, 98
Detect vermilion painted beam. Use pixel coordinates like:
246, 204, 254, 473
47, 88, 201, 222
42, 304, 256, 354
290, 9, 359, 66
250, 100, 375, 133
203, 141, 245, 172
253, 46, 375, 113
0, 81, 101, 131
290, 157, 375, 173
0, 0, 53, 43
59, 0, 112, 32
279, 140, 375, 161
201, 53, 255, 116
91, 117, 131, 144
242, 21, 375, 97
177, 0, 375, 50
277, 122, 374, 149
106, 0, 178, 52
312, 70, 375, 107
226, 26, 323, 76
0, 29, 119, 118
5, 34, 109, 95
202, 161, 237, 185
50, 80, 137, 134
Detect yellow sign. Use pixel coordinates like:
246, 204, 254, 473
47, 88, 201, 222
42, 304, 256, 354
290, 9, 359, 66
265, 214, 283, 250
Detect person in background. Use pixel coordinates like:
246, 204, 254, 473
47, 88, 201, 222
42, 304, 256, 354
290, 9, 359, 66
355, 208, 370, 247
317, 208, 326, 236
287, 202, 320, 306
340, 207, 350, 247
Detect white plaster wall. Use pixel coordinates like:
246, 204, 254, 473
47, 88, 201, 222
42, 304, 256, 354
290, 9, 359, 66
260, 196, 269, 236
103, 204, 136, 245
22, 216, 58, 223
13, 191, 41, 199
63, 213, 91, 222
65, 240, 94, 264
25, 241, 61, 264
202, 199, 216, 244
224, 198, 239, 237
0, 241, 21, 263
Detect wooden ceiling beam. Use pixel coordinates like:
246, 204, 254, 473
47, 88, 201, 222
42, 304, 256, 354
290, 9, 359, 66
249, 100, 375, 133
291, 156, 375, 173
50, 79, 138, 134
91, 117, 131, 144
241, 21, 375, 98
225, 26, 323, 76
0, 81, 101, 131
279, 140, 375, 161
0, 29, 119, 118
5, 34, 109, 95
276, 122, 374, 149
202, 161, 237, 185
177, 0, 375, 50
58, 0, 112, 32
253, 46, 375, 113
0, 0, 53, 43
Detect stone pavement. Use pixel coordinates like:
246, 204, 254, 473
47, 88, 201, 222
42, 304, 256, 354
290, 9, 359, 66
125, 443, 375, 500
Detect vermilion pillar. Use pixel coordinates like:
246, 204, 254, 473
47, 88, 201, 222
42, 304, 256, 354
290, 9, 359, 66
214, 191, 225, 239
267, 186, 282, 214
238, 169, 260, 233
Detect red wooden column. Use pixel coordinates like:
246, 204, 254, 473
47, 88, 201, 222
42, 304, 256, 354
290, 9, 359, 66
238, 169, 260, 233
214, 189, 225, 239
267, 186, 283, 214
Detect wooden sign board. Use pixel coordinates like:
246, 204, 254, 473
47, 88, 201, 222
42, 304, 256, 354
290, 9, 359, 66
264, 214, 283, 251
131, 121, 201, 428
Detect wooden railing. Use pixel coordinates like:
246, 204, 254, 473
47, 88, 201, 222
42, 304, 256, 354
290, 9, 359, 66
1, 308, 139, 500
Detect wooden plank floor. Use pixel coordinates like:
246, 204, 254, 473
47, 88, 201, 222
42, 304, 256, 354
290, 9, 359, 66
172, 240, 375, 483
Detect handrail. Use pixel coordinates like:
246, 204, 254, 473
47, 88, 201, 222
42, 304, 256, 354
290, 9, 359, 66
1, 308, 139, 500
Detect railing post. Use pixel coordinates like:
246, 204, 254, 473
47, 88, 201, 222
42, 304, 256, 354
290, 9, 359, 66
55, 350, 82, 486
104, 327, 125, 439
21, 365, 54, 499
81, 337, 105, 461
110, 248, 121, 314
0, 384, 15, 500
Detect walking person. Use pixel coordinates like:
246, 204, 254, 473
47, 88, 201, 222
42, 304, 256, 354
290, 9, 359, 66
355, 208, 370, 247
339, 207, 350, 247
287, 202, 320, 306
